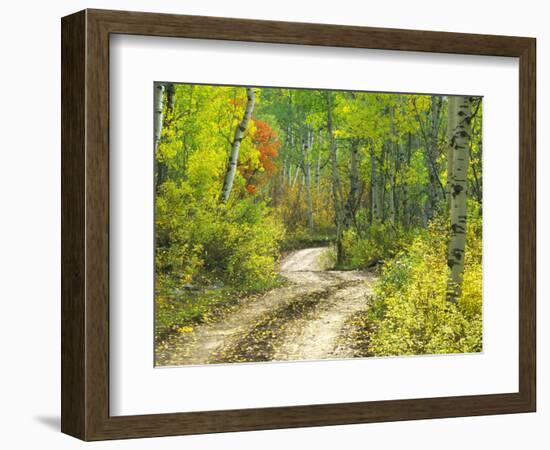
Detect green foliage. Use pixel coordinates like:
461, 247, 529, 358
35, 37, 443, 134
339, 222, 415, 270
156, 188, 284, 292
366, 214, 482, 356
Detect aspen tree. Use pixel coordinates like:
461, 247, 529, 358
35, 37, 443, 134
447, 96, 472, 302
220, 88, 255, 203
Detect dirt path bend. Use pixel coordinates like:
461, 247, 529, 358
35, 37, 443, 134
157, 247, 375, 367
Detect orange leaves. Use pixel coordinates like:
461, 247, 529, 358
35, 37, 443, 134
239, 118, 281, 195
253, 119, 280, 176
228, 97, 244, 108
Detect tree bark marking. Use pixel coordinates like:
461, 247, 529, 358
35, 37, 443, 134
220, 87, 256, 203
447, 96, 472, 302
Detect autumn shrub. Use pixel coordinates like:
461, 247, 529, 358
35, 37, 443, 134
339, 222, 414, 270
275, 181, 336, 251
275, 184, 308, 232
225, 207, 285, 290
366, 213, 482, 356
156, 187, 284, 291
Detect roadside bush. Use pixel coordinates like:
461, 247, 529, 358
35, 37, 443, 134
366, 214, 482, 356
339, 222, 414, 270
155, 181, 284, 294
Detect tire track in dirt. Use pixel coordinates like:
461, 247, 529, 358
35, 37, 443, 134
272, 274, 376, 361
157, 247, 375, 366
211, 279, 362, 363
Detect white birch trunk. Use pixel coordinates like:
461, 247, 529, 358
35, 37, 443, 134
153, 83, 165, 152
220, 88, 255, 203
154, 83, 167, 193
447, 96, 472, 302
327, 93, 345, 264
446, 96, 458, 210
302, 128, 314, 230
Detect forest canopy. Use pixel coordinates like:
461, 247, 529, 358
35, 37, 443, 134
154, 83, 483, 362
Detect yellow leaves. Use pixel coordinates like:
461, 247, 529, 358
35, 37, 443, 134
333, 129, 345, 138
181, 273, 194, 285
411, 95, 431, 112
177, 326, 194, 334
156, 139, 180, 162
186, 150, 225, 197
367, 217, 482, 357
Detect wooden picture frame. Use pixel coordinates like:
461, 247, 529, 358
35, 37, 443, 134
61, 8, 536, 441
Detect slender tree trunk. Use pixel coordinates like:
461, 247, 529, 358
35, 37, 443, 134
287, 164, 293, 187
292, 166, 300, 187
343, 139, 361, 229
220, 88, 255, 203
154, 83, 165, 153
447, 96, 472, 302
471, 162, 483, 204
155, 83, 176, 193
395, 137, 405, 225
327, 93, 344, 265
154, 82, 166, 193
388, 107, 397, 224
402, 133, 413, 227
379, 144, 387, 223
424, 96, 443, 219
315, 148, 322, 193
370, 143, 381, 222
301, 127, 314, 230
446, 96, 458, 211
180, 85, 195, 176
165, 83, 175, 112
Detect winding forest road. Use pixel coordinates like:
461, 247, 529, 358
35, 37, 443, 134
156, 247, 376, 366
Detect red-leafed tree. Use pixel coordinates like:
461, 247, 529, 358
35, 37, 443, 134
240, 118, 280, 195
254, 119, 280, 175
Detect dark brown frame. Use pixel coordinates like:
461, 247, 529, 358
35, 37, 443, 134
61, 8, 536, 441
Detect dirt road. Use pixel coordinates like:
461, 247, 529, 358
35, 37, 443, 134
156, 247, 375, 366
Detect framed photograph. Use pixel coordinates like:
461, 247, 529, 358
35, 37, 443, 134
61, 9, 536, 441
